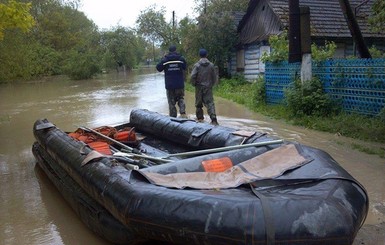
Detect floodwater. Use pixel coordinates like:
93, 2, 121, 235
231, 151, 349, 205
0, 67, 384, 245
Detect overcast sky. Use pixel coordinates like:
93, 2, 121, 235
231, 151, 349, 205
79, 0, 197, 29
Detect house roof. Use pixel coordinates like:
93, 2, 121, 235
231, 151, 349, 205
233, 11, 247, 26
238, 0, 384, 43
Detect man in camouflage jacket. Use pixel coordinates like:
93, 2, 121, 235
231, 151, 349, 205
190, 48, 218, 125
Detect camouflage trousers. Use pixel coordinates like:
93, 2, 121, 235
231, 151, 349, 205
166, 88, 186, 117
194, 85, 216, 120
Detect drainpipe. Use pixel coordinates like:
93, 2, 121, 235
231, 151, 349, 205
338, 0, 371, 58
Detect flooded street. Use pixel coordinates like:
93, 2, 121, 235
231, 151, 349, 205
0, 68, 384, 245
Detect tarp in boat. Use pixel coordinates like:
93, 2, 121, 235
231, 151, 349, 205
139, 144, 313, 189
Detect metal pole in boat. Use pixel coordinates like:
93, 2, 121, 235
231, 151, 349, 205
80, 127, 172, 163
110, 146, 142, 170
130, 152, 170, 163
165, 139, 284, 158
117, 150, 173, 163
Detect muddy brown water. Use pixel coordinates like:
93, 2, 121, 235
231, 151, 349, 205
0, 68, 384, 245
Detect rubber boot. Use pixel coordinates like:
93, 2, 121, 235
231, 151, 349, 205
211, 117, 219, 126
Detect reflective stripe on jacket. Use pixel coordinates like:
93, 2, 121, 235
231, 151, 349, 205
156, 52, 187, 90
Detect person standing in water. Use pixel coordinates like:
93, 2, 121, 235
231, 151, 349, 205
156, 45, 187, 118
190, 48, 218, 125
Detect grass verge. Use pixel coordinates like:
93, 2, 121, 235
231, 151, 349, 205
186, 78, 385, 158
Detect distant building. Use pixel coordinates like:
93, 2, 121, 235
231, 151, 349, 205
231, 0, 385, 80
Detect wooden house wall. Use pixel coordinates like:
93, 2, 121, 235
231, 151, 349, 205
244, 43, 261, 80
229, 52, 237, 75
231, 43, 266, 80
231, 39, 385, 80
232, 0, 385, 80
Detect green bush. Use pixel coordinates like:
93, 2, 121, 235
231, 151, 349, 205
285, 77, 340, 117
254, 76, 266, 105
311, 41, 336, 62
369, 45, 385, 58
210, 75, 385, 146
378, 107, 385, 122
261, 32, 337, 63
260, 31, 288, 63
64, 50, 100, 80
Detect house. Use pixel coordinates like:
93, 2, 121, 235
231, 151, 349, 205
232, 0, 385, 80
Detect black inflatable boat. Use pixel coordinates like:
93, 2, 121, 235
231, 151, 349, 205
32, 109, 368, 245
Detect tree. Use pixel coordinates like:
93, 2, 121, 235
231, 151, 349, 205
0, 0, 102, 81
178, 16, 200, 64
100, 26, 145, 71
136, 5, 176, 48
192, 0, 249, 76
260, 31, 289, 63
31, 0, 101, 79
0, 0, 35, 40
369, 0, 385, 32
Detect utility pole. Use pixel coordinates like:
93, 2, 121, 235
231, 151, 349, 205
338, 0, 371, 58
172, 11, 176, 45
204, 0, 207, 14
172, 11, 175, 28
288, 0, 302, 63
353, 0, 370, 56
300, 6, 312, 82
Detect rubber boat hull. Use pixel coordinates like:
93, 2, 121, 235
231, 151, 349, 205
32, 109, 368, 245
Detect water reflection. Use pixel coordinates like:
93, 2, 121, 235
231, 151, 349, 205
34, 165, 107, 245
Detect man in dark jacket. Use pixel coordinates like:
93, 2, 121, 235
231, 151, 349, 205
190, 48, 218, 125
156, 45, 187, 118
